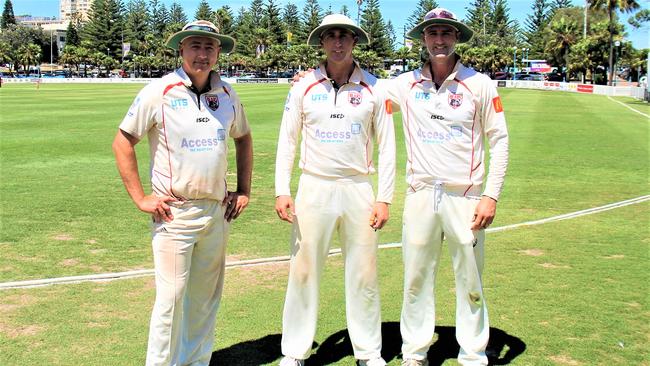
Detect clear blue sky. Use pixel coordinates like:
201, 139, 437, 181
12, 0, 649, 49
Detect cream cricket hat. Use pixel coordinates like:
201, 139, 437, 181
166, 20, 236, 53
307, 13, 369, 46
407, 8, 474, 43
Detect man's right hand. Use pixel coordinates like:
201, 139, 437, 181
137, 194, 176, 222
275, 195, 295, 223
291, 69, 312, 85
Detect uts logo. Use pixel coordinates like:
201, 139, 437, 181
205, 95, 219, 111
311, 94, 328, 102
351, 123, 361, 134
415, 92, 431, 101
448, 93, 463, 109
348, 91, 362, 106
170, 98, 189, 110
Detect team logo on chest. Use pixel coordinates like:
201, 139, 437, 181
348, 91, 362, 106
205, 95, 219, 111
448, 92, 463, 109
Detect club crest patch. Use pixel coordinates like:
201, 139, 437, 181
448, 93, 463, 109
348, 91, 362, 106
206, 95, 219, 111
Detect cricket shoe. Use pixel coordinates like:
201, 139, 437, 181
279, 356, 305, 366
357, 357, 387, 366
401, 358, 429, 366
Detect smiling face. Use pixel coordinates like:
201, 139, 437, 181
422, 24, 459, 63
179, 36, 221, 79
320, 27, 357, 65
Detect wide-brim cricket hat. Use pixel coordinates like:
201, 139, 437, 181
307, 13, 369, 46
166, 20, 236, 53
407, 8, 474, 43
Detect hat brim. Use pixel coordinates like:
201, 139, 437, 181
406, 18, 473, 43
307, 24, 369, 46
166, 30, 236, 53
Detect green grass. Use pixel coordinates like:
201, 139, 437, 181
0, 83, 648, 365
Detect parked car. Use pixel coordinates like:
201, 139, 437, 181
515, 72, 545, 81
492, 71, 510, 80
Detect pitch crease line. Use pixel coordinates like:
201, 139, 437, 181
1, 195, 648, 290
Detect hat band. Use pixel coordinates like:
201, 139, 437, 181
183, 24, 218, 33
180, 35, 221, 46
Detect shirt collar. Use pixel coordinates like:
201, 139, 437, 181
317, 60, 364, 85
174, 67, 221, 92
421, 56, 462, 83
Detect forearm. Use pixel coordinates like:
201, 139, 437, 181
112, 130, 146, 206
234, 133, 253, 195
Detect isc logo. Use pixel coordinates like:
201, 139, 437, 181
330, 113, 344, 119
196, 117, 210, 123
430, 114, 444, 120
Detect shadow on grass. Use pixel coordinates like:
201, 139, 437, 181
210, 322, 525, 365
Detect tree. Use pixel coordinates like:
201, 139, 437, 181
360, 0, 391, 59
84, 0, 125, 60
1, 0, 15, 30
125, 0, 148, 45
588, 0, 640, 85
406, 0, 438, 29
545, 13, 579, 80
282, 3, 302, 45
385, 20, 396, 52
249, 0, 265, 29
340, 5, 350, 18
524, 0, 551, 58
0, 24, 46, 72
149, 0, 169, 36
17, 43, 41, 72
215, 6, 234, 35
194, 0, 213, 22
628, 8, 650, 28
550, 0, 573, 12
65, 15, 82, 47
168, 1, 187, 32
490, 0, 517, 47
234, 7, 254, 56
264, 0, 284, 45
301, 0, 322, 42
465, 0, 490, 44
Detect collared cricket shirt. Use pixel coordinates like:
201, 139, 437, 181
275, 62, 396, 203
119, 68, 250, 201
387, 61, 509, 200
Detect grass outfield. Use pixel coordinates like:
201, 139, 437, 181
1, 83, 649, 365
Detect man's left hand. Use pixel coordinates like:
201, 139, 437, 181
223, 191, 249, 222
471, 196, 497, 230
370, 202, 390, 230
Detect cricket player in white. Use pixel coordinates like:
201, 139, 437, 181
275, 14, 396, 366
388, 8, 509, 366
112, 21, 253, 366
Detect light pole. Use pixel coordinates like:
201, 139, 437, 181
356, 0, 363, 26
613, 40, 620, 86
512, 47, 517, 80
50, 27, 54, 71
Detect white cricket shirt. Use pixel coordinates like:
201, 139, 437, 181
119, 68, 251, 201
387, 60, 509, 200
275, 62, 396, 203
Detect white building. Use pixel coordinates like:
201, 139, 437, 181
60, 0, 93, 21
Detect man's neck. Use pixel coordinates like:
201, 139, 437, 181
427, 54, 457, 87
183, 66, 212, 92
325, 60, 355, 86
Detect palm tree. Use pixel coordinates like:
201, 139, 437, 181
545, 16, 578, 81
588, 0, 640, 85
17, 43, 41, 73
0, 40, 13, 72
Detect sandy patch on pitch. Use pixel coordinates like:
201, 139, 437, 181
0, 324, 45, 338
519, 249, 544, 256
60, 258, 79, 266
54, 234, 74, 241
539, 262, 571, 269
548, 355, 582, 365
603, 254, 625, 259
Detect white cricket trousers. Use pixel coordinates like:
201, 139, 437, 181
146, 200, 229, 366
400, 185, 489, 366
281, 173, 383, 360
